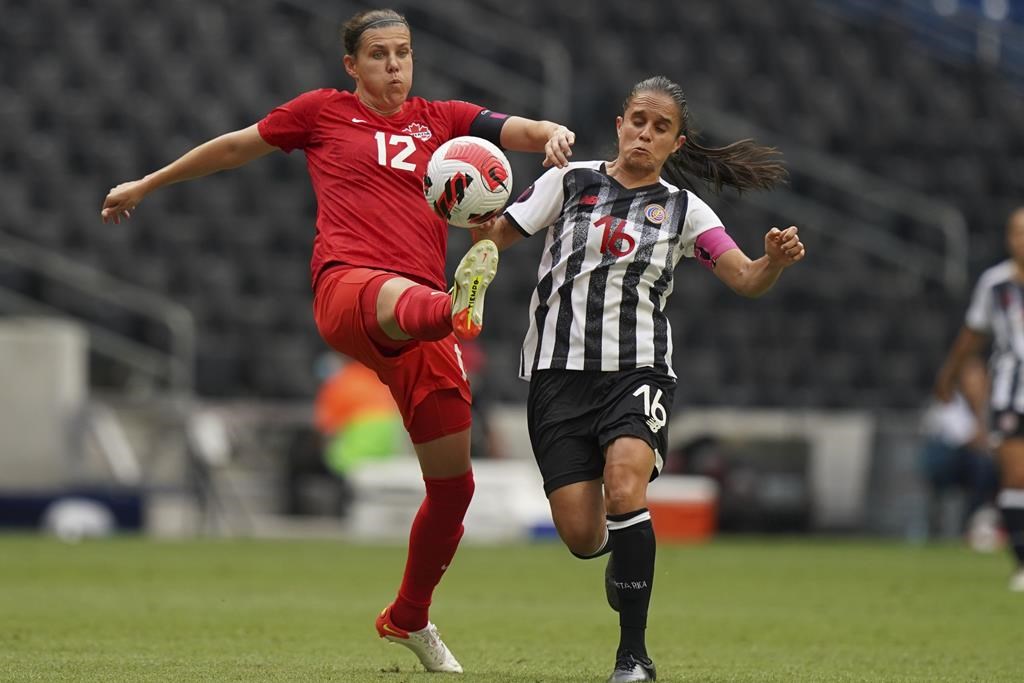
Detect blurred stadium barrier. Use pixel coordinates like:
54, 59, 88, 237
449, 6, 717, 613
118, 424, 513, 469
669, 409, 874, 531
0, 318, 87, 489
0, 367, 922, 540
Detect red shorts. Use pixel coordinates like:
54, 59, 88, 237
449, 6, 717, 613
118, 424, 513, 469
313, 265, 472, 437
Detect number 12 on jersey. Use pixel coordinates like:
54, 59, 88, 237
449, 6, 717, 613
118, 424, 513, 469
374, 132, 417, 171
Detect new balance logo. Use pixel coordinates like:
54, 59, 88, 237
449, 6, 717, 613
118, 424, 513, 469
646, 418, 664, 434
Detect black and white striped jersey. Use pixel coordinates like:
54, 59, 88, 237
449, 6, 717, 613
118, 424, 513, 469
505, 160, 725, 380
966, 259, 1024, 412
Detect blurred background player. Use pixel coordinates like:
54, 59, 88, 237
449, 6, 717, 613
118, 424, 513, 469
471, 75, 805, 682
314, 354, 403, 476
99, 7, 576, 672
917, 355, 1000, 545
283, 352, 402, 518
935, 207, 1024, 591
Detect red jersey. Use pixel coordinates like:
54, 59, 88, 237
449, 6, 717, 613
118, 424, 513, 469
258, 89, 500, 290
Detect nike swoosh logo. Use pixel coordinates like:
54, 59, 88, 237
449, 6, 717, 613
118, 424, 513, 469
381, 623, 405, 637
351, 118, 367, 123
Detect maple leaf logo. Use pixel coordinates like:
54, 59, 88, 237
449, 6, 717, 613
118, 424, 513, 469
403, 122, 432, 141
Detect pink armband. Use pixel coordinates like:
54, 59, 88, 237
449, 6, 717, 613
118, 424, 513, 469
694, 227, 737, 271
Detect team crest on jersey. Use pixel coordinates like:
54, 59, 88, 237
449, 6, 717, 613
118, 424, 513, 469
644, 204, 667, 224
403, 122, 432, 141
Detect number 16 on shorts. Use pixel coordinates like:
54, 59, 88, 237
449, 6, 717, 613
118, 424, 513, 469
633, 384, 667, 434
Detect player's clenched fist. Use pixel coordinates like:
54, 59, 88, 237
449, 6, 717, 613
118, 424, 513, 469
765, 226, 805, 266
101, 179, 148, 224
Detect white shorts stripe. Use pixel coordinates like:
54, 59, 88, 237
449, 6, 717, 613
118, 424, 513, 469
997, 488, 1024, 509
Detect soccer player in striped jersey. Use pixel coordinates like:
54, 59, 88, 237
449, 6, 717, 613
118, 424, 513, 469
100, 8, 576, 673
471, 76, 805, 682
936, 207, 1024, 592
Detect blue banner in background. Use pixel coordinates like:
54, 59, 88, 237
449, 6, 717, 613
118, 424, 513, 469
819, 0, 1024, 76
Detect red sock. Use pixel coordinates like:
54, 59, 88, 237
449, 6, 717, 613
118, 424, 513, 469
393, 285, 452, 341
389, 470, 475, 631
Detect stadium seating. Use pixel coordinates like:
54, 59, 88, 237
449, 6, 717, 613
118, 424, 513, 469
2, 0, 1022, 408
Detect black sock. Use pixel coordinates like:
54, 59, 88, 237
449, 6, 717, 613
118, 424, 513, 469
608, 508, 655, 659
998, 489, 1024, 567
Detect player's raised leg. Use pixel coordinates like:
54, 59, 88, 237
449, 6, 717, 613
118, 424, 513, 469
547, 480, 620, 608
548, 479, 610, 558
372, 239, 499, 347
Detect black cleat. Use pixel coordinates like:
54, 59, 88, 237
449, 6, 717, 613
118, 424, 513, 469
605, 555, 620, 612
608, 652, 657, 682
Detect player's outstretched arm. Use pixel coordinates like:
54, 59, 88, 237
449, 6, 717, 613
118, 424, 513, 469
933, 327, 987, 402
498, 117, 575, 169
100, 124, 277, 224
713, 226, 805, 298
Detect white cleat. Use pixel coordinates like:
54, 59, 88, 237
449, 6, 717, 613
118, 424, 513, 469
376, 605, 463, 673
608, 653, 657, 682
1010, 568, 1024, 593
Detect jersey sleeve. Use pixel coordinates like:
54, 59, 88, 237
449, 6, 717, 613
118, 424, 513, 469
503, 166, 569, 237
443, 99, 488, 138
679, 192, 726, 257
257, 89, 331, 153
965, 275, 993, 333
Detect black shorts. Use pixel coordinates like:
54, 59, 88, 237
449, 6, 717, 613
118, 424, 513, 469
527, 367, 676, 496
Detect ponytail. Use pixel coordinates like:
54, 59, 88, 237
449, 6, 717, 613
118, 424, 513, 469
624, 76, 787, 194
665, 133, 787, 194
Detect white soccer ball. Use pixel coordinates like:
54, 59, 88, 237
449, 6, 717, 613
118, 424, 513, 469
42, 497, 115, 543
423, 136, 513, 228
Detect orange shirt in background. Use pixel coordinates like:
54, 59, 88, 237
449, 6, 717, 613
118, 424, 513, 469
314, 361, 399, 436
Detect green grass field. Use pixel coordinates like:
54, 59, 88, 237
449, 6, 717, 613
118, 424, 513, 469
0, 536, 1019, 682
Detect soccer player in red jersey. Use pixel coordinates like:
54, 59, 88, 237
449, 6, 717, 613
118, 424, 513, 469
100, 8, 575, 673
